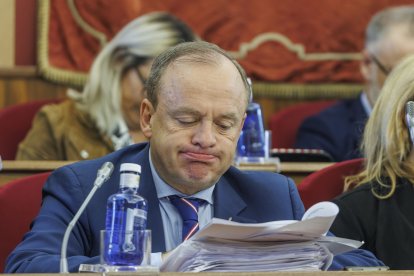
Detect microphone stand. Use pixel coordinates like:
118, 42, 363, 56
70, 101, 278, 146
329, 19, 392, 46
60, 162, 114, 273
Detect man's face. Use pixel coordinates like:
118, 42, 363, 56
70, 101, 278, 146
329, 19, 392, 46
141, 56, 248, 195
362, 25, 414, 106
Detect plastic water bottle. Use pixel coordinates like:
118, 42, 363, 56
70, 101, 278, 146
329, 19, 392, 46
237, 102, 266, 157
104, 163, 148, 266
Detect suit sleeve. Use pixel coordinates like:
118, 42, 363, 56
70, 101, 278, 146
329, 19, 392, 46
329, 248, 384, 269
5, 166, 99, 273
286, 177, 305, 220
294, 115, 339, 161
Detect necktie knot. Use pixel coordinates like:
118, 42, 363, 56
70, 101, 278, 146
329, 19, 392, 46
168, 196, 204, 241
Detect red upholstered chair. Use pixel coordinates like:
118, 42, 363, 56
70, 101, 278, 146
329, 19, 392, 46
0, 99, 61, 160
298, 158, 365, 210
0, 172, 50, 272
268, 100, 336, 148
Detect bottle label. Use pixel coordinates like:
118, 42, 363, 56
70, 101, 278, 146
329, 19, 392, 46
125, 208, 135, 232
135, 208, 147, 219
134, 209, 147, 229
120, 174, 140, 188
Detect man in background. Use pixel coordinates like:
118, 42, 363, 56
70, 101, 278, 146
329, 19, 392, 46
295, 5, 414, 162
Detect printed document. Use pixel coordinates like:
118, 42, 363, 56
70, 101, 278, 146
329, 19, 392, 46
161, 202, 362, 272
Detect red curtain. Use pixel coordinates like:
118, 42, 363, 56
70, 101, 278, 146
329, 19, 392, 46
43, 0, 413, 84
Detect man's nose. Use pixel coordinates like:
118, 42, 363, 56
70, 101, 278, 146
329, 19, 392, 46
192, 122, 216, 147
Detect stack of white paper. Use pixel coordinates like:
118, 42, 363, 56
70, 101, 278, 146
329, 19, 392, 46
161, 202, 362, 272
162, 239, 332, 272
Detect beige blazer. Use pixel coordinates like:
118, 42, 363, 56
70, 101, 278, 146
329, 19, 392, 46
16, 100, 114, 160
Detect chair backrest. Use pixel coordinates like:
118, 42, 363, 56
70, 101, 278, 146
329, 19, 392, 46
298, 158, 365, 210
0, 172, 50, 272
268, 100, 336, 148
0, 99, 61, 160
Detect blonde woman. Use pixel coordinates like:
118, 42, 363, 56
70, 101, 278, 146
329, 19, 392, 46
17, 12, 196, 160
330, 54, 414, 269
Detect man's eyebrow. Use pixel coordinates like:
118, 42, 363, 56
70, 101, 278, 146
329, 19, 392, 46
169, 107, 201, 116
169, 107, 241, 121
219, 113, 239, 122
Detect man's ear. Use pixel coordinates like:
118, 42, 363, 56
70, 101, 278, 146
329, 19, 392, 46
360, 50, 372, 82
140, 98, 154, 138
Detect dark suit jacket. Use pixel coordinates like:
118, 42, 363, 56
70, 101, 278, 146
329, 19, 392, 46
6, 143, 382, 272
295, 96, 368, 162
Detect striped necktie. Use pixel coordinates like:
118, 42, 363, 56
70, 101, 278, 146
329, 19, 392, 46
169, 196, 204, 241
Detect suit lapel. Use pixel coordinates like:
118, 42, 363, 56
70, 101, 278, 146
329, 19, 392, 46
135, 144, 166, 252
213, 176, 257, 223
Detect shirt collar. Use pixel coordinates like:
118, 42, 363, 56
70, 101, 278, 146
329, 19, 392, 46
148, 147, 215, 204
360, 92, 372, 116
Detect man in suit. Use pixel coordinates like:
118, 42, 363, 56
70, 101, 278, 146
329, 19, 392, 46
295, 6, 414, 162
6, 41, 382, 273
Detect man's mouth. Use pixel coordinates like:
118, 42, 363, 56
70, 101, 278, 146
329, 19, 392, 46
181, 151, 217, 163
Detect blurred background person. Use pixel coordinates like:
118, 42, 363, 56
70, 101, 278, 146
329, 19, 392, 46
16, 12, 197, 161
295, 5, 414, 161
330, 54, 414, 269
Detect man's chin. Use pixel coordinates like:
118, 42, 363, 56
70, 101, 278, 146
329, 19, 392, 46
184, 167, 216, 186
186, 171, 211, 183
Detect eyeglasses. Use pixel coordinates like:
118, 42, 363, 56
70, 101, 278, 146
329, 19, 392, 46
135, 68, 147, 86
369, 53, 391, 75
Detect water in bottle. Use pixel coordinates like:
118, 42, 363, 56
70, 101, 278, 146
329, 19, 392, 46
104, 163, 148, 266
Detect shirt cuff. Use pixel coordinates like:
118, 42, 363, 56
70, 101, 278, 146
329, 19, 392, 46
151, 252, 162, 267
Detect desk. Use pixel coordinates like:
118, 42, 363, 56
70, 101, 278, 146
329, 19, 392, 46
159, 272, 408, 276
238, 162, 332, 184
0, 160, 72, 186
0, 160, 332, 187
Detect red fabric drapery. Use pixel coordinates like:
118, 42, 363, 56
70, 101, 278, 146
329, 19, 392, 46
39, 0, 413, 86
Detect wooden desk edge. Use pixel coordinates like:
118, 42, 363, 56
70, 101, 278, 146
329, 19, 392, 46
0, 160, 334, 187
1, 160, 74, 171
1, 160, 333, 173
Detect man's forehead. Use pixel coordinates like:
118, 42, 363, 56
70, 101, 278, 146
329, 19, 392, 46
158, 71, 247, 111
156, 54, 248, 106
168, 54, 224, 72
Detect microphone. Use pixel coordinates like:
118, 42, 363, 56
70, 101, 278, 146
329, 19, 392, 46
406, 101, 414, 145
60, 162, 114, 273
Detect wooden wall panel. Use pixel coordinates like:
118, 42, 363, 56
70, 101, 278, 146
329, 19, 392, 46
0, 0, 15, 67
0, 67, 68, 109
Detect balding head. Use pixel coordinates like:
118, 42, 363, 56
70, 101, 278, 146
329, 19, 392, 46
145, 41, 251, 110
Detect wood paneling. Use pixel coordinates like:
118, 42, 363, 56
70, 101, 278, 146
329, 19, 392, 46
0, 66, 68, 109
0, 0, 15, 67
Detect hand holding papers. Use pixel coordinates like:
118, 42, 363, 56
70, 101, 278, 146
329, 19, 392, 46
161, 202, 363, 272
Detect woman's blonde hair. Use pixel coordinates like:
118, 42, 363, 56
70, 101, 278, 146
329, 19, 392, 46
345, 54, 414, 198
68, 12, 196, 136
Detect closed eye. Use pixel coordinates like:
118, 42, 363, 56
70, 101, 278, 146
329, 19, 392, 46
217, 123, 232, 130
176, 117, 198, 125
215, 119, 236, 132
